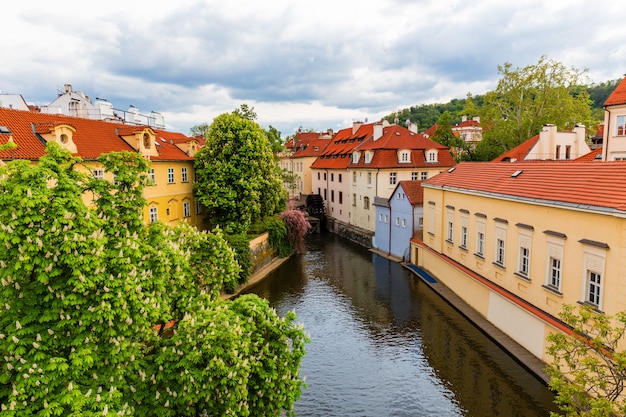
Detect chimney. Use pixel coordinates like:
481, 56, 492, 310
64, 84, 73, 94
352, 121, 363, 134
462, 115, 467, 122
373, 123, 383, 141
473, 116, 480, 123
408, 122, 418, 133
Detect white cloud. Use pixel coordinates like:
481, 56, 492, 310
1, 0, 625, 136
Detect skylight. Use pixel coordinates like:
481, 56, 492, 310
0, 126, 10, 134
511, 170, 523, 177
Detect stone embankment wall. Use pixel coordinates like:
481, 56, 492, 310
249, 232, 277, 273
326, 217, 374, 248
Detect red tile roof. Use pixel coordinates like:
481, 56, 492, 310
424, 161, 626, 212
604, 75, 626, 106
396, 180, 424, 206
492, 135, 540, 162
0, 107, 192, 161
286, 131, 332, 158
574, 147, 602, 161
310, 125, 370, 169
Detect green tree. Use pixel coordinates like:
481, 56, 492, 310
458, 92, 480, 119
0, 142, 307, 416
431, 111, 469, 162
189, 122, 210, 138
266, 125, 284, 154
547, 304, 626, 417
477, 56, 594, 160
194, 108, 286, 234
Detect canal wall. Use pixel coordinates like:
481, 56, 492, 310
249, 232, 277, 274
326, 217, 374, 248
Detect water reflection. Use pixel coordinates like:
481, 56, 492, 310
243, 234, 556, 417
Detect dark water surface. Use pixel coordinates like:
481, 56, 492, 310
244, 234, 557, 417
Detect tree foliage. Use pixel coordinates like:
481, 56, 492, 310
279, 210, 311, 254
476, 56, 594, 160
547, 304, 626, 417
194, 107, 286, 234
0, 143, 308, 416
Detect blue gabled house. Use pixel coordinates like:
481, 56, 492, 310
373, 181, 424, 261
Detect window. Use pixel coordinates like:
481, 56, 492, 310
352, 172, 356, 183
143, 133, 151, 149
555, 145, 561, 160
167, 168, 175, 184
352, 153, 360, 163
379, 214, 383, 222
389, 172, 397, 185
565, 145, 571, 160
365, 152, 372, 163
339, 191, 343, 204
318, 172, 321, 180
421, 172, 428, 180
494, 221, 507, 267
517, 229, 532, 277
353, 194, 357, 206
183, 201, 190, 217
411, 172, 418, 180
338, 174, 342, 183
384, 214, 389, 223
367, 172, 372, 185
401, 218, 406, 228
496, 239, 505, 265
181, 167, 188, 182
149, 207, 158, 223
581, 245, 607, 309
395, 217, 400, 226
196, 201, 203, 214
549, 257, 561, 289
446, 208, 454, 243
323, 173, 327, 180
617, 115, 626, 136
519, 247, 530, 276
427, 150, 438, 162
363, 196, 370, 209
400, 151, 410, 162
475, 215, 486, 257
92, 169, 104, 179
331, 190, 335, 203
149, 168, 156, 185
459, 211, 469, 249
545, 236, 565, 292
331, 173, 334, 182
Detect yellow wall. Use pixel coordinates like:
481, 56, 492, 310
413, 184, 626, 359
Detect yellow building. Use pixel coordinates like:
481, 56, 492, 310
411, 161, 626, 364
0, 107, 203, 229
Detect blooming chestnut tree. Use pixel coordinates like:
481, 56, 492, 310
0, 143, 308, 416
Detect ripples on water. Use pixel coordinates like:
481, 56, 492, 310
244, 234, 556, 417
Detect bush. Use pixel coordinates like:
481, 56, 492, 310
225, 233, 253, 289
279, 209, 311, 254
263, 216, 292, 257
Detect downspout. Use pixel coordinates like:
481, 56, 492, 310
604, 107, 611, 161
388, 202, 392, 256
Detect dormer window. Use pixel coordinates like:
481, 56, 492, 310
60, 134, 69, 144
365, 151, 372, 164
426, 149, 439, 163
143, 133, 151, 149
399, 150, 410, 163
352, 152, 360, 163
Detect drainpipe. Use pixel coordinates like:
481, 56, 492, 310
604, 107, 611, 161
388, 202, 392, 256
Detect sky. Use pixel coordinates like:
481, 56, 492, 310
2, 0, 625, 137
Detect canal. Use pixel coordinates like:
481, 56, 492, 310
243, 233, 558, 417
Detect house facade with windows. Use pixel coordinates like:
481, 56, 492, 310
0, 107, 201, 229
374, 180, 424, 260
310, 123, 367, 226
348, 122, 454, 233
281, 129, 333, 198
493, 124, 590, 162
602, 74, 626, 161
411, 161, 626, 363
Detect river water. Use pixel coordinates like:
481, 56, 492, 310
243, 233, 557, 417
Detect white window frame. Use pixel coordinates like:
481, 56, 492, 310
167, 168, 175, 184
400, 151, 410, 163
92, 169, 104, 179
446, 208, 454, 243
545, 237, 565, 292
428, 203, 435, 235
494, 222, 507, 267
475, 216, 486, 257
517, 229, 532, 278
195, 200, 203, 214
181, 167, 188, 183
580, 245, 606, 310
389, 172, 397, 185
617, 115, 626, 136
183, 201, 191, 217
149, 206, 158, 223
421, 172, 428, 180
411, 172, 418, 181
459, 212, 469, 249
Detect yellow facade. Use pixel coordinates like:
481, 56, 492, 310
412, 182, 626, 363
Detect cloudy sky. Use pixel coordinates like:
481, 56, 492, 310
2, 0, 625, 137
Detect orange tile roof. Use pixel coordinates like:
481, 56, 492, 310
286, 131, 332, 158
424, 161, 626, 212
574, 147, 602, 161
604, 75, 626, 106
0, 107, 192, 161
396, 180, 424, 206
310, 125, 369, 169
492, 135, 540, 162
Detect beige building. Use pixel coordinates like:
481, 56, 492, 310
411, 161, 626, 364
281, 129, 333, 198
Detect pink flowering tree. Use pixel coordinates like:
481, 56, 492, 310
279, 209, 311, 254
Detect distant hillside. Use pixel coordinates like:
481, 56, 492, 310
383, 79, 621, 131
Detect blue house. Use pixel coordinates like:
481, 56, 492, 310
373, 181, 424, 260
